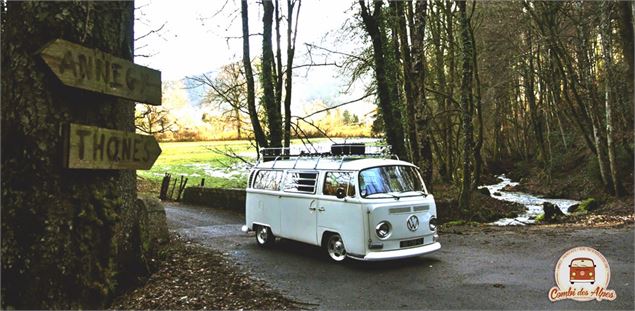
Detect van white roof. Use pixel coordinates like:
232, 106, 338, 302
254, 157, 417, 171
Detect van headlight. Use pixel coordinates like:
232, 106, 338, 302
375, 221, 392, 240
429, 217, 437, 231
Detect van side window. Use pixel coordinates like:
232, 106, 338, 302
323, 172, 356, 197
283, 171, 318, 193
253, 170, 284, 191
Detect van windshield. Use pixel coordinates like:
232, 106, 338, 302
359, 166, 425, 198
570, 259, 594, 267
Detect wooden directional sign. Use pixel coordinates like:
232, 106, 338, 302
65, 123, 162, 170
40, 39, 162, 105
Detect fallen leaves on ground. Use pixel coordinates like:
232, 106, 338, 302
562, 213, 635, 228
109, 235, 300, 310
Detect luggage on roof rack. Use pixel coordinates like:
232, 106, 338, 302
331, 143, 366, 155
257, 143, 395, 167
261, 147, 289, 162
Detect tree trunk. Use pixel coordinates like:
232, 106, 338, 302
493, 99, 502, 162
617, 1, 634, 99
392, 1, 418, 163
274, 0, 283, 116
388, 3, 405, 160
457, 0, 473, 211
524, 28, 546, 161
573, 7, 611, 191
283, 0, 300, 149
591, 110, 612, 190
262, 0, 282, 147
602, 1, 624, 196
412, 0, 433, 186
359, 0, 407, 160
2, 1, 137, 308
470, 18, 484, 189
430, 3, 450, 181
547, 49, 568, 150
235, 105, 242, 139
241, 0, 268, 148
445, 1, 456, 181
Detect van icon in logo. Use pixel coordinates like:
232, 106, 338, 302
406, 215, 419, 231
549, 247, 616, 302
569, 257, 596, 284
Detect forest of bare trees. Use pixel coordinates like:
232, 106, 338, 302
133, 0, 633, 209
234, 0, 632, 209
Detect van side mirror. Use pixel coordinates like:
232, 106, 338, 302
335, 188, 346, 199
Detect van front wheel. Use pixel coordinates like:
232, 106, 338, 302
325, 233, 347, 262
255, 225, 274, 247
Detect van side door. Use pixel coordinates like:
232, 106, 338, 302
280, 170, 319, 245
317, 171, 365, 256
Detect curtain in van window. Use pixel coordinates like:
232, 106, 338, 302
323, 172, 355, 197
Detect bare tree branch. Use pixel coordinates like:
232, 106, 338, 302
135, 22, 166, 41
292, 62, 341, 69
304, 43, 370, 65
295, 92, 375, 120
207, 146, 255, 167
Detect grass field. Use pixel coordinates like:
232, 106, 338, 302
137, 138, 342, 195
138, 140, 256, 195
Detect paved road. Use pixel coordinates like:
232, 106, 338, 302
165, 203, 634, 310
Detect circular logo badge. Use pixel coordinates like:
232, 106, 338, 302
549, 246, 616, 302
406, 215, 419, 231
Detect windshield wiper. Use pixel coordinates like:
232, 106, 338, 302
396, 190, 428, 198
365, 192, 401, 200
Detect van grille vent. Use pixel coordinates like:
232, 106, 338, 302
389, 207, 412, 214
413, 205, 429, 212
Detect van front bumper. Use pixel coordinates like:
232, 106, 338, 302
362, 242, 441, 261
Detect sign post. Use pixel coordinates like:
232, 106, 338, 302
40, 39, 162, 105
65, 123, 162, 170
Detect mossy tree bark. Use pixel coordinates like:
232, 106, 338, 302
262, 0, 283, 148
359, 0, 407, 160
1, 1, 136, 308
457, 0, 474, 211
601, 1, 624, 196
283, 0, 300, 149
241, 0, 268, 149
390, 1, 417, 165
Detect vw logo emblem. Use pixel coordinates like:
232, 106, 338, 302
406, 215, 419, 232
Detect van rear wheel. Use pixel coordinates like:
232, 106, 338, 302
325, 233, 347, 262
255, 225, 274, 247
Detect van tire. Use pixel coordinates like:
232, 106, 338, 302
324, 233, 347, 262
255, 225, 275, 247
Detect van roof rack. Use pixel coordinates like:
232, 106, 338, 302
255, 143, 398, 170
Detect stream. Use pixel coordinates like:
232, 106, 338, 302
480, 175, 580, 226
209, 141, 580, 226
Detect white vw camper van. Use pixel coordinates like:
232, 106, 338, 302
242, 144, 440, 262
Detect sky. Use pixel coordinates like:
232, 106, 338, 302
134, 0, 374, 120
